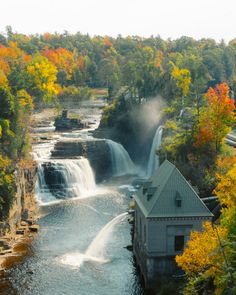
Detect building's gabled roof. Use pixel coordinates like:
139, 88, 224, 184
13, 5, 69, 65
135, 160, 213, 218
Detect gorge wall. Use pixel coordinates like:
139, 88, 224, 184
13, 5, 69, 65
0, 163, 38, 236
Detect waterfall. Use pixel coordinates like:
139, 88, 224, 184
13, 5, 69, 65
179, 108, 184, 118
106, 139, 136, 176
36, 157, 96, 204
59, 212, 128, 268
35, 164, 57, 204
147, 125, 163, 177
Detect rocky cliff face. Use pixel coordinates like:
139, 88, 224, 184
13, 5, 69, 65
0, 163, 38, 236
51, 139, 112, 182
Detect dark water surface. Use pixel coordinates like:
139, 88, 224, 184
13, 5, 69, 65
3, 189, 145, 295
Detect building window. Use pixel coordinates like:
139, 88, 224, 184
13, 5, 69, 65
175, 235, 184, 251
176, 199, 182, 207
175, 192, 182, 207
143, 188, 147, 194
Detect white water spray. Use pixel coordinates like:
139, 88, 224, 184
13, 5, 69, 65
106, 140, 136, 176
179, 108, 184, 118
36, 158, 96, 204
146, 125, 163, 177
60, 212, 128, 268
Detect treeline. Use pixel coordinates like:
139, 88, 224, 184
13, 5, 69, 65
1, 28, 236, 216
1, 26, 236, 102
0, 28, 236, 293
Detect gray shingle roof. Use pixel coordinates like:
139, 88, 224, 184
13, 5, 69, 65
135, 160, 213, 218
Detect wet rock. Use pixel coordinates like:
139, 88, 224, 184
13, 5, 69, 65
54, 110, 87, 131
0, 240, 10, 251
25, 219, 34, 226
29, 225, 39, 233
51, 139, 112, 183
0, 249, 12, 255
20, 221, 28, 227
16, 229, 25, 235
125, 245, 133, 251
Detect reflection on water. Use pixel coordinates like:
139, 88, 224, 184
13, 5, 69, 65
4, 190, 145, 295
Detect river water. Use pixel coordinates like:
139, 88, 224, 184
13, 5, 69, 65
2, 103, 145, 295
7, 190, 144, 295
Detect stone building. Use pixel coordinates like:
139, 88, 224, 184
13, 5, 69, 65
133, 160, 213, 289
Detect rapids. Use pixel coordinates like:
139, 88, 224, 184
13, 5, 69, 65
5, 103, 145, 295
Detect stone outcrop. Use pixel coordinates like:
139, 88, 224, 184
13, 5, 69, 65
54, 110, 87, 131
0, 163, 38, 237
51, 139, 112, 182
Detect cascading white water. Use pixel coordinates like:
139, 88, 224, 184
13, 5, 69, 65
146, 125, 163, 177
60, 212, 128, 268
106, 139, 136, 176
36, 157, 96, 204
35, 164, 57, 204
179, 109, 184, 118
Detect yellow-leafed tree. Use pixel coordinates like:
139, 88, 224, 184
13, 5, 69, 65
27, 55, 58, 102
176, 222, 227, 276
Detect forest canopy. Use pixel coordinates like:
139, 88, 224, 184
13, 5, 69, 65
1, 29, 236, 294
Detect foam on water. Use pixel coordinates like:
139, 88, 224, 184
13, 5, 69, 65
59, 212, 128, 269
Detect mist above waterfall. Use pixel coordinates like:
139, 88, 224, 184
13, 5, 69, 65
130, 96, 165, 143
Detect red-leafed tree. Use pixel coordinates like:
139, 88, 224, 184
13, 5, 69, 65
194, 83, 235, 152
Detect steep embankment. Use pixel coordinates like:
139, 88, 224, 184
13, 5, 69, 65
0, 161, 38, 269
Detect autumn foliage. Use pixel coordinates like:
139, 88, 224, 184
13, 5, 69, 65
171, 65, 191, 97
176, 156, 236, 294
42, 48, 74, 79
194, 83, 235, 151
214, 162, 236, 207
176, 222, 227, 276
27, 55, 59, 101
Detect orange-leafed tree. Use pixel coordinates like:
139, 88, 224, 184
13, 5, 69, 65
194, 83, 235, 152
42, 48, 74, 81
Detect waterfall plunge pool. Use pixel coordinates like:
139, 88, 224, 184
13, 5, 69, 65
6, 186, 145, 295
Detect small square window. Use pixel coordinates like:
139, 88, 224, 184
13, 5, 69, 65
147, 194, 152, 200
175, 235, 184, 251
176, 199, 182, 207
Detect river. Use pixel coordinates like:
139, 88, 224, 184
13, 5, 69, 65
2, 102, 146, 295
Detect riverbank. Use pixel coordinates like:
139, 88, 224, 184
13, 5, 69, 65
0, 159, 39, 273
0, 221, 39, 271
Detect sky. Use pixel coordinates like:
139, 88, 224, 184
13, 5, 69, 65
1, 0, 236, 42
